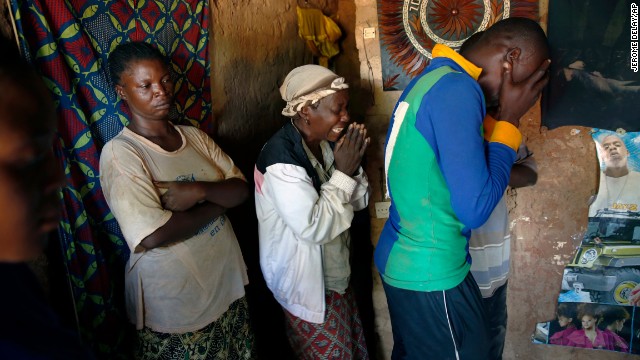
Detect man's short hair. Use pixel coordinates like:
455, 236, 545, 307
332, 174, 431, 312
481, 17, 549, 58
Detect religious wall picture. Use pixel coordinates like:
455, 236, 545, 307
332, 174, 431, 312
376, 0, 538, 90
542, 0, 640, 131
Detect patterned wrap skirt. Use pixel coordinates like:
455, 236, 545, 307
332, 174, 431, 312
135, 297, 255, 360
284, 289, 369, 360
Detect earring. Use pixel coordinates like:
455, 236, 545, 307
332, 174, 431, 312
305, 117, 310, 125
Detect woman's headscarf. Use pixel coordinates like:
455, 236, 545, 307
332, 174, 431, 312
280, 64, 349, 117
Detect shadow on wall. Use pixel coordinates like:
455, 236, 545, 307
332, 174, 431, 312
214, 58, 294, 358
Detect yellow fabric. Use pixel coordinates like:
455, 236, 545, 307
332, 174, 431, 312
490, 121, 522, 151
296, 6, 342, 61
432, 44, 482, 80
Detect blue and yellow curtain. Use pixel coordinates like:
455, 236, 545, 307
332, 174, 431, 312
9, 0, 212, 358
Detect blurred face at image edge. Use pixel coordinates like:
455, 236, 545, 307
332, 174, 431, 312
0, 71, 64, 262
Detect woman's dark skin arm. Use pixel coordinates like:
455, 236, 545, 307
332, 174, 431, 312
138, 179, 248, 250
155, 178, 249, 212
199, 178, 249, 207
137, 202, 225, 251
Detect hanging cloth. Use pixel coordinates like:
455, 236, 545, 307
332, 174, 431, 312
296, 6, 342, 67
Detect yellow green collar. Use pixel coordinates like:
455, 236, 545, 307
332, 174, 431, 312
432, 44, 482, 80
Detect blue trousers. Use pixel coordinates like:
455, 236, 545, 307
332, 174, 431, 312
382, 272, 489, 360
482, 282, 508, 360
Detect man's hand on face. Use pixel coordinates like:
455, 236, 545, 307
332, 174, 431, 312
496, 58, 551, 127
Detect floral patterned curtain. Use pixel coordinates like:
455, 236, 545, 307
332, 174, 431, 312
9, 0, 212, 357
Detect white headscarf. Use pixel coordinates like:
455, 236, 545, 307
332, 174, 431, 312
280, 64, 349, 117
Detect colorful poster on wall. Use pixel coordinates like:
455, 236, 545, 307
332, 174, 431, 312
376, 0, 538, 91
533, 129, 640, 354
541, 0, 640, 131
